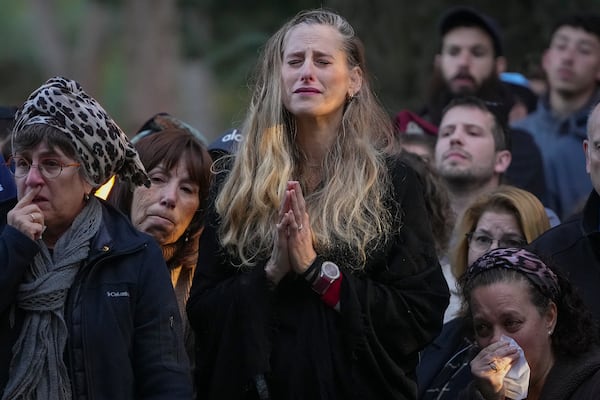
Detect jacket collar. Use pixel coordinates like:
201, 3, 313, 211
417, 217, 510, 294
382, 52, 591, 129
88, 201, 147, 261
581, 190, 600, 236
538, 86, 600, 139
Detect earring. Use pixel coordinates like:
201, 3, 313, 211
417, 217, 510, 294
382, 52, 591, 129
84, 192, 90, 201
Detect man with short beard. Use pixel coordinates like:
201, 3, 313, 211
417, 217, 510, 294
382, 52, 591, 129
412, 6, 547, 204
513, 13, 600, 220
423, 7, 508, 125
434, 97, 511, 224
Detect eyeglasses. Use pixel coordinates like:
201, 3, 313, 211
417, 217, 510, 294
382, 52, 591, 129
467, 231, 527, 253
8, 157, 81, 179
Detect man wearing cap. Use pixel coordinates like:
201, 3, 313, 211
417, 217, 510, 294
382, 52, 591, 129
513, 13, 600, 220
395, 110, 438, 165
425, 6, 506, 122
411, 6, 546, 203
207, 128, 243, 162
500, 72, 539, 123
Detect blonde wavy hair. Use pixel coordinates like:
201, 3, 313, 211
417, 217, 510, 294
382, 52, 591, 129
215, 9, 396, 268
451, 185, 551, 279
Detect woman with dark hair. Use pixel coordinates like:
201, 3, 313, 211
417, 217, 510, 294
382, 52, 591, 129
458, 247, 600, 399
108, 124, 212, 369
0, 77, 192, 399
418, 186, 551, 400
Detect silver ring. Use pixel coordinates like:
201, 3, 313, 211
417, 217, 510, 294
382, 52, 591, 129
298, 223, 303, 231
488, 361, 498, 372
30, 213, 35, 223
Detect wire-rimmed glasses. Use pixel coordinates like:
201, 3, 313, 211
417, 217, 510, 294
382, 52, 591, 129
7, 157, 81, 179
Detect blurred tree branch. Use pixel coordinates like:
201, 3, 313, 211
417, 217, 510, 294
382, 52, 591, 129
28, 0, 111, 94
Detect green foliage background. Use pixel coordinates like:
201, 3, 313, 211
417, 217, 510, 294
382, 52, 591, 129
0, 0, 598, 137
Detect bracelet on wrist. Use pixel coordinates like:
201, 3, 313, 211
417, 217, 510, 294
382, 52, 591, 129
301, 255, 323, 285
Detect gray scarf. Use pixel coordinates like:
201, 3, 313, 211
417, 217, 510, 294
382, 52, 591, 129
2, 197, 103, 400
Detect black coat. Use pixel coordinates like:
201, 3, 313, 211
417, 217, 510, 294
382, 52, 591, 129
187, 158, 449, 400
417, 317, 475, 400
529, 190, 600, 321
540, 348, 600, 399
505, 127, 547, 205
0, 199, 193, 399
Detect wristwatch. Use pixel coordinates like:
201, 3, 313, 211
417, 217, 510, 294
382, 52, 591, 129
311, 261, 340, 295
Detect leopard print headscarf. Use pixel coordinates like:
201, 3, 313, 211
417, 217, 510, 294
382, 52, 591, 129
13, 76, 150, 188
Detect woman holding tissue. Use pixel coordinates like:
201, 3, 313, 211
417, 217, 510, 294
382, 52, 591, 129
458, 247, 600, 399
418, 186, 551, 400
187, 8, 449, 400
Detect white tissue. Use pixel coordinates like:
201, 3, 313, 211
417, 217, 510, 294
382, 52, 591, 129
501, 335, 530, 400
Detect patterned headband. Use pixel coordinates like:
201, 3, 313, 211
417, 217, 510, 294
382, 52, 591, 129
13, 76, 150, 188
465, 247, 560, 300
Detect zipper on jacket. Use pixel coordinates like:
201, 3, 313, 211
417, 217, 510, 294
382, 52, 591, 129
64, 242, 147, 399
64, 259, 90, 398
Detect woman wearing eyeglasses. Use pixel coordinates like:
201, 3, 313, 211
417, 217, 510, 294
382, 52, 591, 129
0, 77, 192, 399
418, 185, 550, 400
452, 185, 551, 289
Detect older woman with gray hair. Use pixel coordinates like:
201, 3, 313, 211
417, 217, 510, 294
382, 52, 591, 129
0, 77, 192, 399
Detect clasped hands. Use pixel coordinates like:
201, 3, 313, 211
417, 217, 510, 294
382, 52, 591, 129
265, 181, 316, 285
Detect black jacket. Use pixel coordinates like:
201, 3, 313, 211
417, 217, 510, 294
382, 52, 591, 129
417, 317, 475, 400
540, 348, 600, 399
187, 157, 449, 400
0, 199, 193, 399
505, 127, 547, 205
529, 190, 600, 321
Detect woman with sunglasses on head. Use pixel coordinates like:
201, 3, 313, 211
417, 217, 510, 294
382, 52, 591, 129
108, 115, 212, 386
418, 185, 550, 400
0, 77, 192, 399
